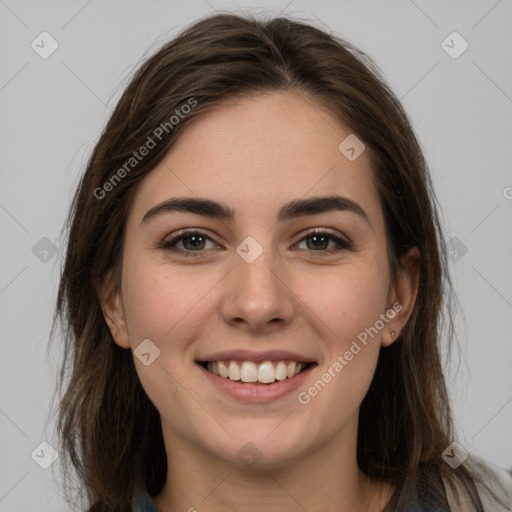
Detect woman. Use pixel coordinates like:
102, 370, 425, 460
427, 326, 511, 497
51, 12, 512, 512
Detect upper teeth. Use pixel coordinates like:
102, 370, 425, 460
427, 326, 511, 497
206, 360, 306, 384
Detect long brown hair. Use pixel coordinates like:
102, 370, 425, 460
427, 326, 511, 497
50, 12, 490, 511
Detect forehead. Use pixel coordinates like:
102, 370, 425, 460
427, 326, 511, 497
128, 91, 383, 228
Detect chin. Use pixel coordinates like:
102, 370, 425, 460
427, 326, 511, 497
206, 425, 311, 469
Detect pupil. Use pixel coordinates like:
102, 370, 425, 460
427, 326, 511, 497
309, 235, 328, 250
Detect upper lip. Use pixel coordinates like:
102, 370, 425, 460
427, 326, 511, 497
196, 349, 317, 364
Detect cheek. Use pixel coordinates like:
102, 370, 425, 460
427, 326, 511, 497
300, 262, 388, 416
293, 260, 388, 414
298, 260, 389, 350
120, 259, 216, 427
122, 256, 210, 343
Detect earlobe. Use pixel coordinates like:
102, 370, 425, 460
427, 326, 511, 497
382, 247, 420, 347
95, 274, 131, 349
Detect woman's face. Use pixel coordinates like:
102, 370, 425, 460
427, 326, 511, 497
102, 91, 416, 468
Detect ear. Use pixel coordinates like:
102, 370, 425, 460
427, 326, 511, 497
381, 246, 420, 347
95, 271, 130, 349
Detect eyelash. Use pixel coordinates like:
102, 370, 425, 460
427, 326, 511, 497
158, 228, 353, 257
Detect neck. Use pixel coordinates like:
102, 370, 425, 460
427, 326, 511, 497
152, 419, 394, 512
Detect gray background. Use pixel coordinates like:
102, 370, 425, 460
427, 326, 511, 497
1, 0, 511, 510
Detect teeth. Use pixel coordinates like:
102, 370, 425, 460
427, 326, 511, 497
228, 360, 241, 381
204, 359, 308, 384
257, 361, 275, 383
240, 361, 258, 382
286, 361, 296, 378
218, 361, 228, 378
275, 361, 287, 381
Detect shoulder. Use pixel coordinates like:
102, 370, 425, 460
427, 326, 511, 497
476, 459, 512, 509
442, 456, 512, 512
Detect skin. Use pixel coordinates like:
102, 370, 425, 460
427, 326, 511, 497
100, 91, 419, 512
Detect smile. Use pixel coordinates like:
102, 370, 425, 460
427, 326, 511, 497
196, 357, 318, 402
201, 359, 313, 385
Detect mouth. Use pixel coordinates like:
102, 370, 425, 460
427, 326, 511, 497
196, 359, 317, 385
196, 358, 318, 402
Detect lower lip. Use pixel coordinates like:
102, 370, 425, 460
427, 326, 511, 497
197, 363, 316, 402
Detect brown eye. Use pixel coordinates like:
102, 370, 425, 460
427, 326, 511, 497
160, 230, 220, 256
295, 229, 353, 253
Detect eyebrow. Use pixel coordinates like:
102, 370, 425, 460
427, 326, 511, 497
141, 195, 371, 227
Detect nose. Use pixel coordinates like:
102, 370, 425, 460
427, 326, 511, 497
220, 242, 295, 334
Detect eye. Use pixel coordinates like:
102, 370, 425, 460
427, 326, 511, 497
294, 228, 353, 253
159, 230, 220, 256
